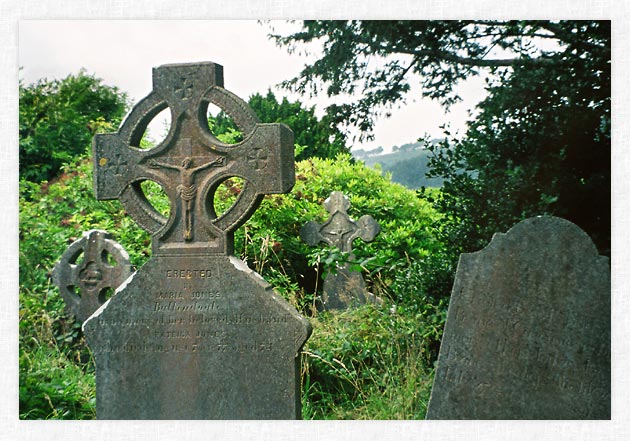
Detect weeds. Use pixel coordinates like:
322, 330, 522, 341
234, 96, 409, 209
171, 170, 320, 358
19, 154, 448, 420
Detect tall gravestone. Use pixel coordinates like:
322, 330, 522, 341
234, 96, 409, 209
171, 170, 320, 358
300, 191, 380, 310
83, 62, 312, 419
52, 230, 131, 323
426, 216, 610, 419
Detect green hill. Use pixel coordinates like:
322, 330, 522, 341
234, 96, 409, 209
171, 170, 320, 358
355, 141, 444, 189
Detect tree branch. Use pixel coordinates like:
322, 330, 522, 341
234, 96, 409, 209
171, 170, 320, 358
406, 49, 556, 68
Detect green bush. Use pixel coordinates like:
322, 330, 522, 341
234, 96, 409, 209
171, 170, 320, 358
234, 156, 449, 313
19, 151, 449, 419
19, 71, 128, 183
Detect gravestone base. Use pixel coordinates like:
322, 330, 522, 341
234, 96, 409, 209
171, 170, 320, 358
84, 255, 311, 419
319, 265, 382, 311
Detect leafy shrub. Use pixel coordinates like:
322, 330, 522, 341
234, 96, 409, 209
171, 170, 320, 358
19, 151, 449, 419
210, 90, 349, 161
19, 71, 127, 183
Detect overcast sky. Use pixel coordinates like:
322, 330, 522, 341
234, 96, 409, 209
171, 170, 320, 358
18, 20, 487, 152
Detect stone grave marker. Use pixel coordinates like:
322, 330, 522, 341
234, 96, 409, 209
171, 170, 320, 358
300, 191, 381, 310
52, 230, 131, 323
83, 62, 312, 419
426, 216, 610, 419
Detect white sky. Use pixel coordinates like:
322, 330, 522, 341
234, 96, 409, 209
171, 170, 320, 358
18, 20, 487, 152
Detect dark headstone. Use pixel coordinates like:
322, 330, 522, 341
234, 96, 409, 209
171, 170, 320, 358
426, 216, 610, 419
83, 62, 311, 419
300, 191, 381, 310
52, 230, 131, 323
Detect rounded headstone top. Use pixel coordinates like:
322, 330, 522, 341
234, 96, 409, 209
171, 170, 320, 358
483, 216, 603, 258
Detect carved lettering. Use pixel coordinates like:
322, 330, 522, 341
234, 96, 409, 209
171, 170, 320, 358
166, 269, 213, 278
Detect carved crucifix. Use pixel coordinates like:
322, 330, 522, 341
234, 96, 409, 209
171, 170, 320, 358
146, 155, 224, 241
300, 191, 381, 310
93, 62, 295, 256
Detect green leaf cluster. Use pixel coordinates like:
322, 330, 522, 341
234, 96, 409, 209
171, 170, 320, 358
19, 70, 128, 183
210, 90, 349, 160
19, 150, 448, 419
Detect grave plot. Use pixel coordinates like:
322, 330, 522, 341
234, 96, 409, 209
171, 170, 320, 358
83, 62, 312, 420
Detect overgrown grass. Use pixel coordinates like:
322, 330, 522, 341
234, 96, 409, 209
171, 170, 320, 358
19, 342, 96, 419
301, 303, 440, 419
19, 152, 450, 419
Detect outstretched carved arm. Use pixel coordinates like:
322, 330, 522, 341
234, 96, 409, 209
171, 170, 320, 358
147, 159, 181, 171
191, 156, 225, 172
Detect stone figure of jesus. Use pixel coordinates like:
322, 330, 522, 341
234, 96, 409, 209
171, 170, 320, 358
148, 156, 225, 241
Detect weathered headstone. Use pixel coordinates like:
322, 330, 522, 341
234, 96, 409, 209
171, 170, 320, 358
300, 191, 381, 310
52, 230, 131, 323
426, 216, 610, 419
83, 62, 312, 419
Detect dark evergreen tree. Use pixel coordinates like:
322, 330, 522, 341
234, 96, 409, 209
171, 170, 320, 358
271, 20, 611, 255
210, 90, 349, 161
19, 70, 128, 183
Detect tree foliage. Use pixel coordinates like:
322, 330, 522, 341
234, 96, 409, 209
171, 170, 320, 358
272, 20, 611, 255
211, 90, 349, 161
19, 70, 128, 183
272, 20, 609, 137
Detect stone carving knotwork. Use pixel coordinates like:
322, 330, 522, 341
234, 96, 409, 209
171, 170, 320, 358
93, 62, 295, 256
300, 191, 381, 310
52, 230, 132, 323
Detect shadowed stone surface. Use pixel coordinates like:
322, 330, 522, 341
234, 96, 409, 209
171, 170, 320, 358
85, 255, 310, 419
83, 62, 311, 419
426, 216, 610, 420
300, 191, 381, 310
52, 230, 131, 323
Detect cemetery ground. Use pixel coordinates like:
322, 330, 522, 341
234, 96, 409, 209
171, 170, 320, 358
19, 152, 449, 420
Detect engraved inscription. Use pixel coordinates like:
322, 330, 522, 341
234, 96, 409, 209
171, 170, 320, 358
166, 269, 213, 278
94, 273, 292, 356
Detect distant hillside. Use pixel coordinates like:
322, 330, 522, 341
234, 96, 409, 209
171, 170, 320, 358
354, 141, 444, 189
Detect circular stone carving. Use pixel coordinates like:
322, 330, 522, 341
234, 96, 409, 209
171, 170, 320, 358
113, 86, 264, 238
52, 230, 132, 322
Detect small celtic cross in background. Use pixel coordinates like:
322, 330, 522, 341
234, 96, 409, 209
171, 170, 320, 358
300, 191, 380, 253
300, 191, 382, 311
52, 230, 131, 322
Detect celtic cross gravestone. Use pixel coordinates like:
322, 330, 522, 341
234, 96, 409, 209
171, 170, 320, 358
426, 216, 610, 419
83, 62, 312, 419
52, 230, 131, 323
300, 191, 381, 310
